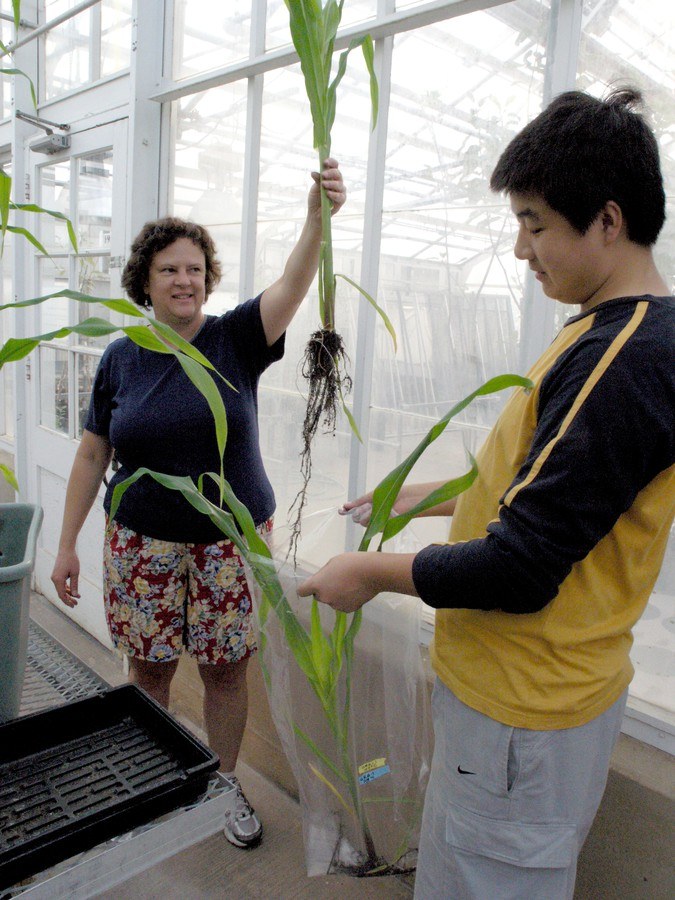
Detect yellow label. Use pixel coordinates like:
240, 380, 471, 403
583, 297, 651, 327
358, 757, 386, 775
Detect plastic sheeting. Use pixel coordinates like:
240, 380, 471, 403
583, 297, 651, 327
248, 509, 432, 877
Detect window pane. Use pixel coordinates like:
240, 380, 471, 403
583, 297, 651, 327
0, 17, 12, 118
168, 82, 248, 311
39, 345, 69, 434
76, 351, 100, 437
575, 0, 675, 722
576, 0, 675, 294
172, 0, 251, 80
255, 58, 369, 523
76, 150, 113, 252
101, 0, 132, 77
43, 1, 91, 99
37, 256, 70, 338
0, 195, 13, 437
369, 3, 549, 493
38, 160, 71, 253
265, 0, 376, 52
77, 255, 115, 349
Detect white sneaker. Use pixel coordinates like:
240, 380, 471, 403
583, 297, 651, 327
223, 775, 263, 849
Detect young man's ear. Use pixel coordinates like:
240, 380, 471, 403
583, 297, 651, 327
600, 201, 623, 242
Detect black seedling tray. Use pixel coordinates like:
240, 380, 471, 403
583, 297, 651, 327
0, 684, 219, 889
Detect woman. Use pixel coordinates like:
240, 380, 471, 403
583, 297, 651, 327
51, 160, 345, 849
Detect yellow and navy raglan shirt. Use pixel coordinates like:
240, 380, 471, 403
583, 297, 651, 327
412, 295, 675, 730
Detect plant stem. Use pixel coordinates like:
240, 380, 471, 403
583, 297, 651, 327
318, 145, 335, 331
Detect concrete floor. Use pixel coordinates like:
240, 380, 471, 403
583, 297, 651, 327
25, 594, 675, 899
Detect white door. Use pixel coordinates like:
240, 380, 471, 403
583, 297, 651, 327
27, 120, 128, 646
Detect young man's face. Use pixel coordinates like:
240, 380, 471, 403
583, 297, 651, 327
510, 193, 612, 311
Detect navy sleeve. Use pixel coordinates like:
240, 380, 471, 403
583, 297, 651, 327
412, 304, 675, 613
227, 294, 285, 372
83, 344, 115, 437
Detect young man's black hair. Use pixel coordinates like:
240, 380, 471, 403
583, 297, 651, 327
490, 87, 666, 245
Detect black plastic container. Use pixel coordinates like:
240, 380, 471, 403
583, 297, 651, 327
0, 684, 219, 889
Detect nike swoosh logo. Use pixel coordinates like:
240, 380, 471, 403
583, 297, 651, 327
457, 765, 476, 775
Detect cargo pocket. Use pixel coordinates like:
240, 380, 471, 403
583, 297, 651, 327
447, 803, 577, 869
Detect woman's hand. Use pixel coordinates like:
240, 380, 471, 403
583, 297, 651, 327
51, 548, 81, 608
308, 157, 346, 220
339, 481, 457, 528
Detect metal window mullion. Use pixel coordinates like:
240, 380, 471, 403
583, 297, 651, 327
7, 0, 102, 53
238, 0, 266, 303
345, 28, 394, 551
90, 1, 102, 83
518, 0, 583, 372
150, 0, 514, 105
125, 0, 164, 243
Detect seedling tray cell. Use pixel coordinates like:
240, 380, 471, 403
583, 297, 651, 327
0, 684, 219, 889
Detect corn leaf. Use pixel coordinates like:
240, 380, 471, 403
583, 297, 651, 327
379, 459, 479, 545
308, 762, 355, 814
4, 225, 48, 256
337, 272, 396, 351
361, 374, 533, 548
0, 170, 10, 237
0, 67, 37, 108
12, 202, 78, 252
0, 463, 18, 492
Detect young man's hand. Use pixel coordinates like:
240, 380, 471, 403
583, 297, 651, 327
297, 551, 419, 613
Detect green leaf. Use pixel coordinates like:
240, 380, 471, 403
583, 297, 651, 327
0, 67, 37, 108
12, 202, 79, 252
336, 272, 397, 351
0, 170, 10, 238
4, 225, 48, 256
0, 463, 18, 492
379, 459, 479, 545
361, 374, 533, 548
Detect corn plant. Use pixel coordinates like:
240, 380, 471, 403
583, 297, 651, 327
107, 371, 532, 874
1, 274, 530, 870
284, 0, 395, 554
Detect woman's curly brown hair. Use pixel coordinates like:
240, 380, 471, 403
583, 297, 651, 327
121, 217, 222, 307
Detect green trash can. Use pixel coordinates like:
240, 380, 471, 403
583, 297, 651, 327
0, 503, 44, 722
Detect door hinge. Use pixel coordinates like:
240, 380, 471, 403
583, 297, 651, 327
25, 359, 31, 381
24, 173, 30, 202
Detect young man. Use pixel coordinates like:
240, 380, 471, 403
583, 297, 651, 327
297, 88, 674, 898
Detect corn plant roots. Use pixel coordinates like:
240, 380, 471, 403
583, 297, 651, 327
288, 328, 352, 559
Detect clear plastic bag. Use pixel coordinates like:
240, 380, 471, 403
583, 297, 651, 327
248, 508, 432, 877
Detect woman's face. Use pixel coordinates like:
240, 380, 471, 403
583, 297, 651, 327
145, 237, 207, 333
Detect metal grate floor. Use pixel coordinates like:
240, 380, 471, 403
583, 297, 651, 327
19, 621, 109, 717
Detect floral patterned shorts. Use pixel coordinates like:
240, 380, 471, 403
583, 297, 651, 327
103, 518, 272, 665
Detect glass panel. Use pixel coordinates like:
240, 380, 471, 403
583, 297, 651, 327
369, 2, 549, 492
575, 0, 675, 722
256, 58, 369, 519
76, 351, 100, 437
37, 256, 70, 338
265, 0, 377, 52
38, 160, 71, 253
76, 150, 113, 251
0, 17, 12, 119
100, 0, 132, 77
168, 81, 248, 312
0, 210, 13, 437
43, 1, 91, 99
39, 345, 69, 434
576, 0, 675, 294
172, 0, 251, 80
77, 254, 115, 348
